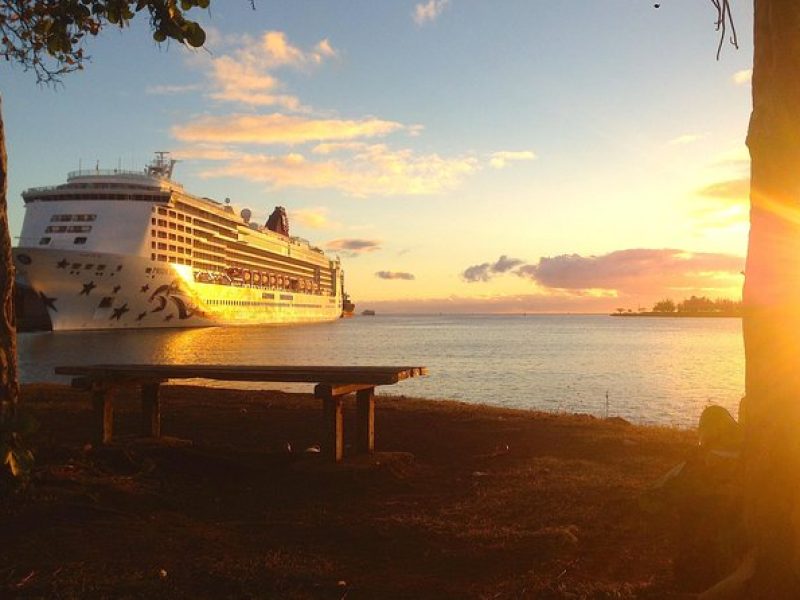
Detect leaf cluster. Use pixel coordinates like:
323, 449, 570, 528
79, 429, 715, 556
0, 0, 212, 83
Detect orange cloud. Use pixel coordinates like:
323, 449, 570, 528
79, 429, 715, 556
173, 114, 405, 146
292, 207, 338, 229
179, 30, 338, 110
260, 31, 338, 68
208, 55, 304, 110
697, 178, 750, 202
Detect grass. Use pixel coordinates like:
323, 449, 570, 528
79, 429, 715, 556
0, 384, 698, 599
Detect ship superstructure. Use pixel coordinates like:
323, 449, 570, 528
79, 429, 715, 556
13, 153, 345, 331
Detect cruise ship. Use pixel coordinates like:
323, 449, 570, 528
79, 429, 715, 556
13, 153, 345, 331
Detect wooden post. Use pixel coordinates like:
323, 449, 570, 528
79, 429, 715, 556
91, 386, 114, 445
141, 382, 161, 438
321, 392, 344, 462
356, 387, 375, 454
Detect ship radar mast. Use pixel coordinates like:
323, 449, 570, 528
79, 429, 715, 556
146, 151, 177, 179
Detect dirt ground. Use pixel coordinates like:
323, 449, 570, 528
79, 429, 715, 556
1, 384, 698, 599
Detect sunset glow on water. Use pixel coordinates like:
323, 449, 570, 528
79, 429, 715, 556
21, 314, 743, 427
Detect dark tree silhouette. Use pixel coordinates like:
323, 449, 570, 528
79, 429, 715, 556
736, 1, 800, 596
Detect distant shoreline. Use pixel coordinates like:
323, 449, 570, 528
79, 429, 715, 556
610, 312, 741, 318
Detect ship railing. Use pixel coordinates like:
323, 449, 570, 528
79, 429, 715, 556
67, 168, 178, 183
22, 185, 61, 194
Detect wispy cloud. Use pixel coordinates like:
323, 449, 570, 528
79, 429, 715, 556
326, 238, 381, 256
192, 30, 338, 110
173, 114, 405, 146
691, 177, 750, 234
488, 150, 537, 169
733, 69, 753, 85
169, 29, 497, 197
462, 255, 525, 282
667, 133, 706, 146
195, 146, 478, 197
261, 31, 338, 68
697, 178, 749, 202
713, 146, 750, 169
413, 0, 450, 25
375, 271, 415, 280
292, 207, 338, 229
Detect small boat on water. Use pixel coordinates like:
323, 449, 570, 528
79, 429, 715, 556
362, 309, 376, 316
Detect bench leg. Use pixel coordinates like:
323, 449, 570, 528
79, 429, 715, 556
322, 395, 344, 462
356, 387, 375, 454
141, 383, 161, 438
91, 388, 114, 445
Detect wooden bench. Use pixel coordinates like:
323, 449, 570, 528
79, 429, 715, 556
54, 364, 428, 462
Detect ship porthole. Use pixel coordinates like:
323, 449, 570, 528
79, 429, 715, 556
16, 254, 31, 265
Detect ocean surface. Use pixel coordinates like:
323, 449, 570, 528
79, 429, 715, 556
19, 314, 744, 428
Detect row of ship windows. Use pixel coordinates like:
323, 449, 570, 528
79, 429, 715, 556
151, 254, 192, 265
50, 214, 97, 222
152, 230, 192, 243
31, 193, 161, 201
154, 209, 231, 239
39, 236, 86, 245
152, 242, 191, 254
45, 225, 92, 233
152, 219, 192, 234
204, 297, 315, 307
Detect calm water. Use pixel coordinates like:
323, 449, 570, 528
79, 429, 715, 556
19, 315, 744, 427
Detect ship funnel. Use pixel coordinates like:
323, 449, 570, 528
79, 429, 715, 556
240, 208, 252, 223
265, 206, 289, 237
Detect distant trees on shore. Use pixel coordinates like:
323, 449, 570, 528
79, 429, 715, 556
652, 299, 677, 313
612, 296, 742, 316
652, 295, 742, 314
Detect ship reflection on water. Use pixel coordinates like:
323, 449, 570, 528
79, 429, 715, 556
21, 321, 351, 392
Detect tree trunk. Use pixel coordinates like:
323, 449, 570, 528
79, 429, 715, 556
742, 0, 800, 594
0, 95, 19, 419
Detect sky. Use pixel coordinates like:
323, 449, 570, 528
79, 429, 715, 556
1, 0, 755, 313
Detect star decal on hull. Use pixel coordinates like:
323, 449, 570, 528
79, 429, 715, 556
140, 284, 150, 293
79, 281, 96, 296
56, 259, 69, 269
39, 292, 57, 312
110, 304, 129, 321
112, 285, 122, 294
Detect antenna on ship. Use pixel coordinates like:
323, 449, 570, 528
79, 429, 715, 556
146, 151, 178, 179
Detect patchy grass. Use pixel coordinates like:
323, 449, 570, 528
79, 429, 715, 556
1, 384, 697, 599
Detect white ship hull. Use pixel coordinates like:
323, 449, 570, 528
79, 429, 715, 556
14, 247, 343, 331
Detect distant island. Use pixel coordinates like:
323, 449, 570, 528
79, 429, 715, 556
610, 296, 742, 318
